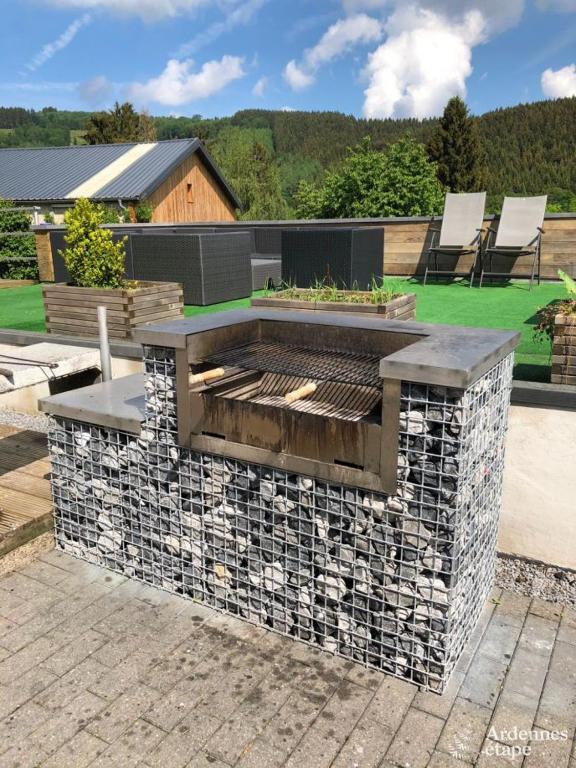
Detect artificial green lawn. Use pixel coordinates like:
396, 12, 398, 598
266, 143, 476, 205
0, 280, 566, 382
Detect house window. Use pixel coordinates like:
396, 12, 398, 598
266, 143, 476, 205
187, 183, 193, 203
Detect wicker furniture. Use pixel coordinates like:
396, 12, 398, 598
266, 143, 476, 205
253, 227, 282, 260
251, 258, 282, 290
130, 232, 252, 305
281, 227, 383, 289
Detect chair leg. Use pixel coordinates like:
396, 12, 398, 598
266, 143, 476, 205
529, 251, 537, 291
469, 248, 477, 288
478, 251, 485, 288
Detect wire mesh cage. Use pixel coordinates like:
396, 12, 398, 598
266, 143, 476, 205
48, 342, 513, 693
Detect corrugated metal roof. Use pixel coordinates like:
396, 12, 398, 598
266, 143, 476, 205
0, 143, 131, 201
93, 139, 198, 200
0, 139, 240, 209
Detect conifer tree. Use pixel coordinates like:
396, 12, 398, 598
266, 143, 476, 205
428, 97, 486, 192
84, 102, 157, 145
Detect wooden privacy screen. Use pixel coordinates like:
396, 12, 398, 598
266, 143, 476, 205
380, 216, 576, 279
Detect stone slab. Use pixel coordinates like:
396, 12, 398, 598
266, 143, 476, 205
0, 343, 100, 389
39, 373, 145, 432
132, 307, 519, 388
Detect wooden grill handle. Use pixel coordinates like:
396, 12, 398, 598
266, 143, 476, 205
285, 382, 317, 404
189, 367, 225, 385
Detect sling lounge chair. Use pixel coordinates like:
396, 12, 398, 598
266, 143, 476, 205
479, 195, 547, 290
424, 192, 486, 287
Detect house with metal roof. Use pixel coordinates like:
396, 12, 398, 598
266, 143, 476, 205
0, 138, 240, 224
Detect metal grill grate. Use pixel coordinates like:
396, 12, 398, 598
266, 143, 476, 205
217, 372, 381, 422
204, 341, 381, 388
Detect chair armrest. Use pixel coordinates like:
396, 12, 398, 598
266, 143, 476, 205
537, 226, 545, 235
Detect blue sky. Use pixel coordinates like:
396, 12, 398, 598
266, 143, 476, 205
1, 0, 576, 118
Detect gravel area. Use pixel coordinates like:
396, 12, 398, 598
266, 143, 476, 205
496, 553, 576, 608
0, 407, 49, 432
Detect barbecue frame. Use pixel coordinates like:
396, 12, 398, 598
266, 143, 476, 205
133, 309, 520, 495
171, 317, 419, 494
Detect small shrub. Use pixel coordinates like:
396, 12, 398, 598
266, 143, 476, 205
60, 198, 127, 288
534, 269, 576, 344
0, 258, 38, 280
135, 200, 154, 223
100, 205, 121, 224
43, 211, 55, 224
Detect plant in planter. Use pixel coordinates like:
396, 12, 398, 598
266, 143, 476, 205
42, 198, 183, 340
535, 270, 576, 385
252, 277, 417, 320
60, 198, 126, 288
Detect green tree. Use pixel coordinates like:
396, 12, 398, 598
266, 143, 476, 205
210, 127, 288, 219
295, 137, 445, 219
84, 102, 157, 145
427, 97, 486, 192
61, 198, 127, 288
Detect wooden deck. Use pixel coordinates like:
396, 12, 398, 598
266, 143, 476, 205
0, 424, 53, 555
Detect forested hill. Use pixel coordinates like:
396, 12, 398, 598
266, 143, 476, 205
0, 97, 575, 210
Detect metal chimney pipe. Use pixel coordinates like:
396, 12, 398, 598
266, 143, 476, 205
97, 305, 112, 382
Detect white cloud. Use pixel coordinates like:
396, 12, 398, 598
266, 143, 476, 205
284, 13, 382, 90
127, 55, 245, 106
46, 0, 217, 22
284, 1, 525, 111
342, 0, 388, 12
536, 0, 576, 10
284, 60, 315, 90
176, 0, 267, 56
252, 76, 268, 97
25, 13, 92, 72
306, 14, 382, 68
1, 81, 78, 91
78, 75, 114, 104
280, 106, 297, 111
363, 6, 485, 118
541, 63, 576, 97
343, 0, 524, 30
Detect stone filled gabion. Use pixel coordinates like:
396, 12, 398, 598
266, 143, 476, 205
48, 345, 513, 693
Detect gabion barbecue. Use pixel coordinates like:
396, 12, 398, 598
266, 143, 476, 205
41, 309, 519, 693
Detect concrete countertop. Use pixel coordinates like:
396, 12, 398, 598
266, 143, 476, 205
39, 373, 145, 433
133, 309, 520, 389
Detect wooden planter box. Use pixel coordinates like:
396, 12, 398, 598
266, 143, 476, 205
43, 282, 183, 341
251, 290, 416, 320
551, 312, 576, 385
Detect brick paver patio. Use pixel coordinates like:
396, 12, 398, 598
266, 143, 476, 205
0, 548, 574, 768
